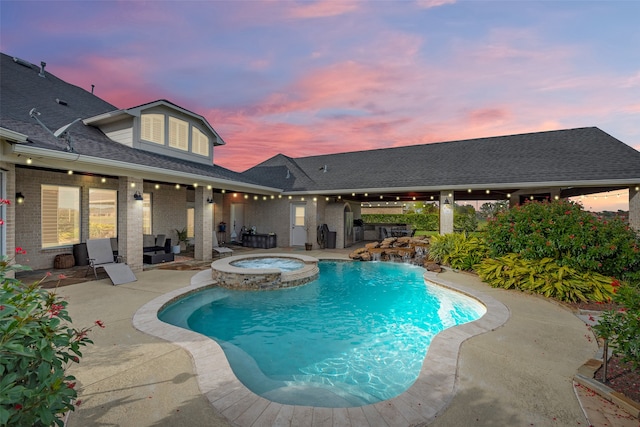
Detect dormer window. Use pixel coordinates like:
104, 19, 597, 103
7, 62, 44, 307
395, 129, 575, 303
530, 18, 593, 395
141, 113, 164, 144
169, 117, 189, 151
192, 126, 210, 156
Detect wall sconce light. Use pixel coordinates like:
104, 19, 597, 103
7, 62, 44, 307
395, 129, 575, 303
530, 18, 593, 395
16, 192, 25, 204
207, 197, 214, 204
133, 191, 143, 201
443, 198, 451, 205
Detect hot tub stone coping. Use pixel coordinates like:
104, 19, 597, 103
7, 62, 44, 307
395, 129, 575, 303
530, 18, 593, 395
211, 253, 318, 274
210, 253, 319, 290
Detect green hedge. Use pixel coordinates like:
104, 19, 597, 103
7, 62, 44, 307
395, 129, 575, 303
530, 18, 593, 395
362, 214, 439, 231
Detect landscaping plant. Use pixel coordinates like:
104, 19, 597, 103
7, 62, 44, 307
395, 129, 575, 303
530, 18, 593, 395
0, 250, 101, 426
475, 253, 614, 302
592, 280, 640, 371
484, 199, 640, 284
430, 233, 488, 271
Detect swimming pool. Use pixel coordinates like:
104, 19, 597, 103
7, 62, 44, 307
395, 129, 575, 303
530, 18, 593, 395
159, 261, 485, 408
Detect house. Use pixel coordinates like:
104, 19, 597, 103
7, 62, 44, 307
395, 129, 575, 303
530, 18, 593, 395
2, 52, 639, 271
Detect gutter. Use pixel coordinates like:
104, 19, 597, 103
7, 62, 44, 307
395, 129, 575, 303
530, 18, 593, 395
282, 179, 640, 196
9, 143, 282, 194
0, 127, 29, 143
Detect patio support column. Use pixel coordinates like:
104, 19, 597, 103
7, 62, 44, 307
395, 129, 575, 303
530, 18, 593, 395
118, 177, 143, 272
630, 185, 640, 232
439, 190, 454, 235
1, 163, 16, 277
194, 186, 213, 261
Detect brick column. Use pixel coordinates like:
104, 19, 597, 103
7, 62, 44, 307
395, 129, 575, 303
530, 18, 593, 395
630, 185, 640, 232
439, 190, 454, 235
194, 186, 213, 261
118, 177, 143, 272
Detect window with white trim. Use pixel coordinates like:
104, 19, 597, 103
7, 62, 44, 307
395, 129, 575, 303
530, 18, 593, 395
141, 114, 164, 144
169, 117, 189, 151
192, 126, 210, 156
41, 185, 80, 248
89, 189, 117, 238
142, 193, 152, 235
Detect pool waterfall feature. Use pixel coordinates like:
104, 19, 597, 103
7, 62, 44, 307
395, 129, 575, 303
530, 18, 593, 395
349, 235, 436, 269
210, 253, 319, 290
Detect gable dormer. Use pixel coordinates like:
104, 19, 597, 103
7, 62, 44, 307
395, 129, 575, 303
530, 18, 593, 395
83, 100, 225, 165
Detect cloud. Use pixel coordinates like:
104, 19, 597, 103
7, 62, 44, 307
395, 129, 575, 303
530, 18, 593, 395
287, 0, 362, 19
415, 0, 456, 9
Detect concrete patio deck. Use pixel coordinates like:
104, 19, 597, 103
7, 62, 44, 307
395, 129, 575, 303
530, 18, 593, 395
51, 248, 632, 426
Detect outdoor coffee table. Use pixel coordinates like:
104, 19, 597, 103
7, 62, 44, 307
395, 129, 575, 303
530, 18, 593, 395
143, 251, 174, 264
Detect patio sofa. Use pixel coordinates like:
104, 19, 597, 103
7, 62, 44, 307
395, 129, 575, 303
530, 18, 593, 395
143, 234, 172, 253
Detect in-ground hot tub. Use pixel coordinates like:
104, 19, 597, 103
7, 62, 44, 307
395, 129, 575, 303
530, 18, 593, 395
210, 253, 319, 290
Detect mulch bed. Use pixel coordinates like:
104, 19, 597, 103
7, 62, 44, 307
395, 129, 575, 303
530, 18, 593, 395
594, 355, 640, 403
564, 300, 639, 407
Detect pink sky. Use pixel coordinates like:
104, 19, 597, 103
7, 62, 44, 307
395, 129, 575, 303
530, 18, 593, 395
2, 1, 638, 211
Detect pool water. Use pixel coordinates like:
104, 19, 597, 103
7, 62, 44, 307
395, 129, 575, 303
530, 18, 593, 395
159, 261, 485, 407
230, 257, 304, 271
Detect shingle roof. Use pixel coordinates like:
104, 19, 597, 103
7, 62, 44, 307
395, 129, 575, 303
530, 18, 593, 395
3, 52, 639, 196
0, 53, 260, 187
243, 127, 640, 193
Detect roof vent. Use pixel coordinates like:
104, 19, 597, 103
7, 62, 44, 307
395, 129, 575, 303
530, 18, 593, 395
319, 165, 328, 172
38, 61, 46, 78
286, 169, 290, 179
56, 98, 68, 106
13, 57, 32, 68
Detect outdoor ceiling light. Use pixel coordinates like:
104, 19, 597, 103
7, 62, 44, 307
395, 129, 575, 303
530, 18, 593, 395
133, 191, 143, 201
16, 192, 25, 204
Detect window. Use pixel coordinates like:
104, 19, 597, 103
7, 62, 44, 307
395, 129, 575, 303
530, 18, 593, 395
187, 207, 194, 238
41, 185, 80, 248
295, 206, 306, 226
192, 126, 209, 156
141, 114, 164, 144
169, 117, 188, 151
142, 193, 152, 234
89, 189, 117, 238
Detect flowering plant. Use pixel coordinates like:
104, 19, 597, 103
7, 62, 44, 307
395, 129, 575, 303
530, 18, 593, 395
485, 199, 640, 283
0, 249, 102, 426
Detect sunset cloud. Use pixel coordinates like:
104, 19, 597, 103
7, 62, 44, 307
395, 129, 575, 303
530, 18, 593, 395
2, 0, 638, 210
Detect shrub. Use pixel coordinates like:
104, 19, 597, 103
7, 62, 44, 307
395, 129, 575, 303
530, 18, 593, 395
362, 213, 439, 232
430, 233, 488, 271
454, 207, 478, 233
592, 281, 640, 370
475, 253, 615, 302
0, 254, 101, 426
485, 199, 640, 284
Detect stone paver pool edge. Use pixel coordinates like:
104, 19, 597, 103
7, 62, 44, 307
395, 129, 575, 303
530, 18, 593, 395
132, 266, 510, 427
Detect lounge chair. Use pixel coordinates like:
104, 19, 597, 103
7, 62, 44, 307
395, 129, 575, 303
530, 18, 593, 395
212, 232, 233, 257
86, 238, 137, 285
213, 243, 233, 258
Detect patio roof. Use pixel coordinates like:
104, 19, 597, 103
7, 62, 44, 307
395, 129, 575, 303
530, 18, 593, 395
242, 127, 640, 201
